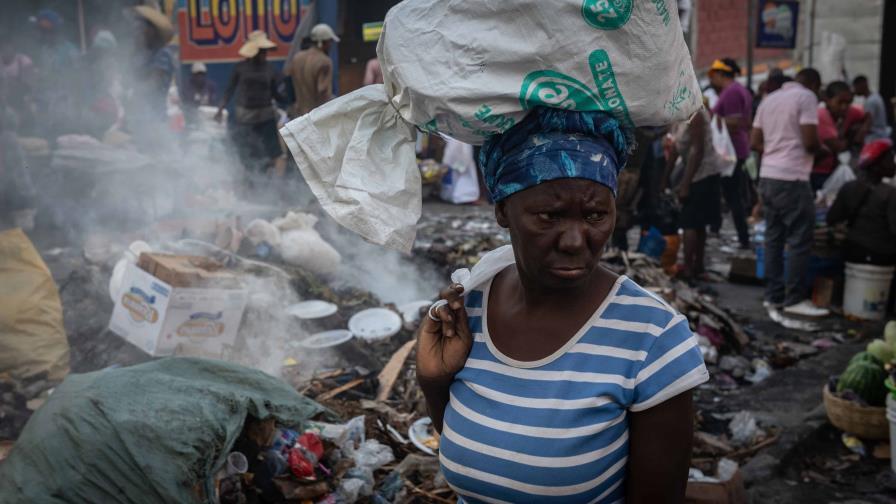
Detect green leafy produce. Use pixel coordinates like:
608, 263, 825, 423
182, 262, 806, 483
866, 339, 895, 364
838, 360, 888, 406
849, 351, 881, 367
885, 320, 896, 347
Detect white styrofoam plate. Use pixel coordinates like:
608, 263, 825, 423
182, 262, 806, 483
286, 300, 338, 319
298, 329, 354, 349
348, 308, 402, 341
408, 417, 437, 456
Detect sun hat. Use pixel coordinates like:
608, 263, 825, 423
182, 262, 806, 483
310, 23, 340, 43
191, 62, 207, 74
134, 5, 174, 43
238, 30, 277, 58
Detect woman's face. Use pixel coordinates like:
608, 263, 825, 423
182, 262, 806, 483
496, 178, 615, 289
826, 90, 853, 119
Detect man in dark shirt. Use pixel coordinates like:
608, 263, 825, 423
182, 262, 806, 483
827, 139, 896, 265
709, 58, 753, 249
215, 31, 287, 179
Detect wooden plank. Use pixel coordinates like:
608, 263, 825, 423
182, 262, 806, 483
376, 339, 417, 401
697, 297, 750, 348
316, 378, 365, 402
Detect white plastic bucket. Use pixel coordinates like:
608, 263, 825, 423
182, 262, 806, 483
843, 262, 895, 320
888, 395, 896, 474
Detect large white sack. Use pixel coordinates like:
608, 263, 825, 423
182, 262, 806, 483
280, 0, 701, 251
280, 87, 420, 252
382, 0, 700, 142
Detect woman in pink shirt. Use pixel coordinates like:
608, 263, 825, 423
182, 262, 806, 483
812, 81, 871, 190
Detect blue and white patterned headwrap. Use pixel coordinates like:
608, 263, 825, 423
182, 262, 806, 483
478, 108, 631, 202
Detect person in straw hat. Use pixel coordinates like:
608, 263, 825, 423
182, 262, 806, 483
215, 30, 287, 186
288, 23, 339, 118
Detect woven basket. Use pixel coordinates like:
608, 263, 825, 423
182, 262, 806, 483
823, 385, 889, 440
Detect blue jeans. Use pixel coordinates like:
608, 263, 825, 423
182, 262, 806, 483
760, 178, 815, 306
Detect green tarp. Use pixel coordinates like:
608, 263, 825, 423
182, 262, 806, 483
0, 358, 327, 504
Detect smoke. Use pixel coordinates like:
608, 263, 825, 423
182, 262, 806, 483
322, 221, 444, 307
3, 5, 440, 378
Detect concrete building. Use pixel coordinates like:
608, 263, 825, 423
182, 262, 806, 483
688, 0, 892, 110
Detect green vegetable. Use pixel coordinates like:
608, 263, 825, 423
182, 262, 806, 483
866, 339, 895, 364
885, 320, 896, 347
849, 351, 882, 367
838, 360, 888, 406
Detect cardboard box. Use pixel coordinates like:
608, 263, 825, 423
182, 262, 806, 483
137, 253, 238, 288
109, 262, 248, 358
685, 469, 747, 504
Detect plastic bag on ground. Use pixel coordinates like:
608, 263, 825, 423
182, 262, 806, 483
280, 0, 701, 251
0, 228, 69, 383
440, 137, 480, 204
350, 439, 395, 471
0, 358, 328, 503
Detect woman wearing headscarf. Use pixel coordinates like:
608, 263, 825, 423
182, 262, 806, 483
215, 31, 287, 183
418, 108, 709, 503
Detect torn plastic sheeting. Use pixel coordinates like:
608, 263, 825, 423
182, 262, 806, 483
0, 358, 329, 504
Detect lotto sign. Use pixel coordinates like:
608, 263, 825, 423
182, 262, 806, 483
177, 0, 311, 62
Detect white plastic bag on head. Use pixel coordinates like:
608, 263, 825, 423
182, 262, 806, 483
280, 0, 701, 251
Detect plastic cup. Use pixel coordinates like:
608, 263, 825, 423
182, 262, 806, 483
226, 452, 248, 476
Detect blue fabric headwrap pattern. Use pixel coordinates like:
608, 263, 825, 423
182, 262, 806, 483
478, 108, 631, 202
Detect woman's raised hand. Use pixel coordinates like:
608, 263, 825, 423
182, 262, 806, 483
416, 283, 474, 382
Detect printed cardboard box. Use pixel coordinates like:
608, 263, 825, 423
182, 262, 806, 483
109, 262, 248, 358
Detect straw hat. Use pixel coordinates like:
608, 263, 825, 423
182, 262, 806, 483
134, 5, 174, 43
238, 30, 277, 58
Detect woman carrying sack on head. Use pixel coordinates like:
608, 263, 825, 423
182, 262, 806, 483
215, 31, 287, 187
418, 108, 709, 503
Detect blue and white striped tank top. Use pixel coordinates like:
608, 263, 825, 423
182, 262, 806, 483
440, 275, 709, 503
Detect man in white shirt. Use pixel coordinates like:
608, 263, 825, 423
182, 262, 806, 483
751, 68, 829, 319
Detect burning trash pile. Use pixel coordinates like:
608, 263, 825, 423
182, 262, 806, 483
414, 211, 510, 274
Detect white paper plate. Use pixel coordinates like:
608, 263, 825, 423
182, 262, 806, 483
408, 417, 437, 456
348, 308, 402, 341
398, 300, 432, 324
298, 329, 354, 349
286, 300, 338, 319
